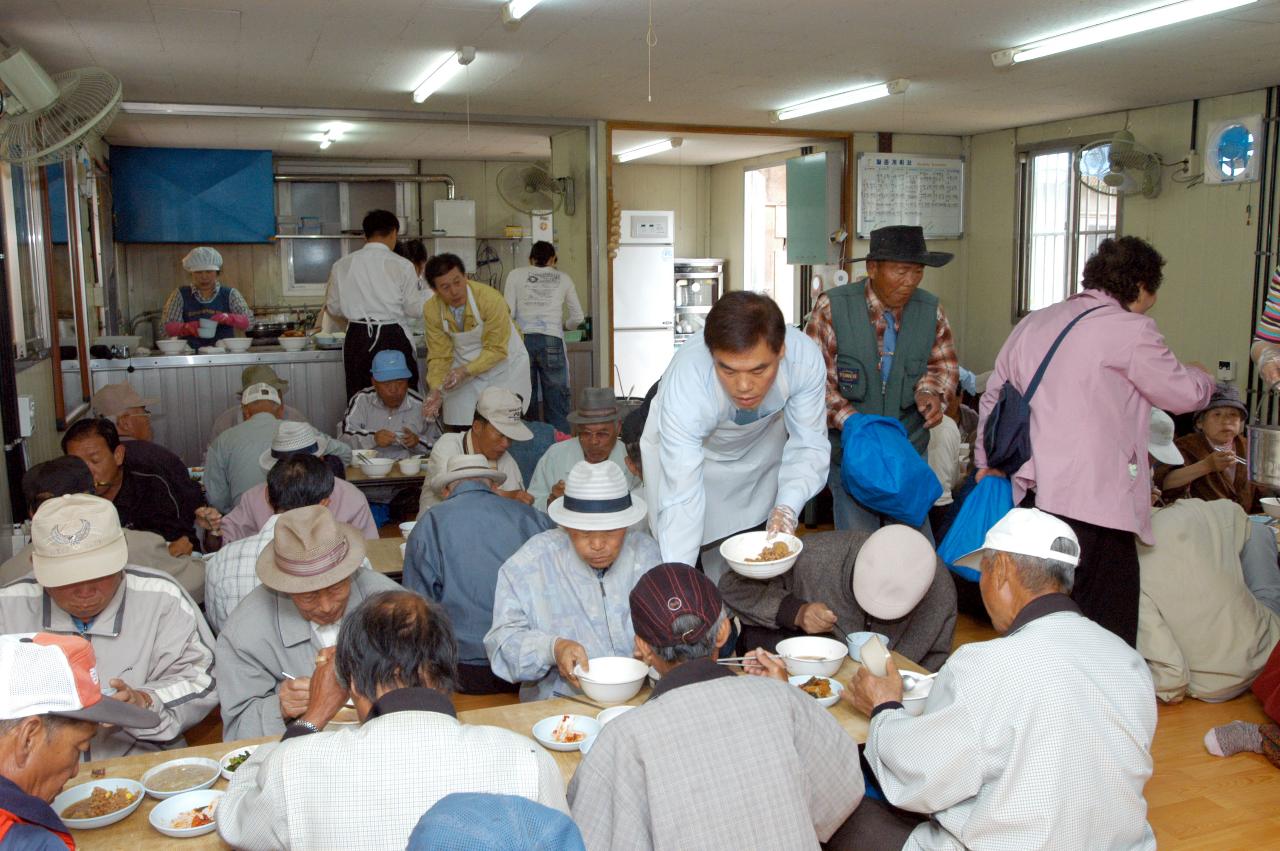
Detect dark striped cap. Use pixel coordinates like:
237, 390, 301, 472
629, 563, 721, 648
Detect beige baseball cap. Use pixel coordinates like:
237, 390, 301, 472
90, 383, 158, 419
475, 387, 532, 441
30, 494, 128, 587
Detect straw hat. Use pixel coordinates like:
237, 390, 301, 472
255, 505, 366, 595
259, 421, 332, 471
30, 494, 128, 588
430, 454, 507, 492
548, 461, 646, 531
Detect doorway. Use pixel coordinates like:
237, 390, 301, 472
743, 163, 795, 323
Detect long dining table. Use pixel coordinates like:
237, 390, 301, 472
64, 652, 926, 848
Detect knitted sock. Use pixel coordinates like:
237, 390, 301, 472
1204, 721, 1263, 757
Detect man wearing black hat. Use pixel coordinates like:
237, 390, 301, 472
805, 225, 958, 534
568, 563, 863, 849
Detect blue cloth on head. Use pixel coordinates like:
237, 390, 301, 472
407, 793, 585, 851
840, 414, 942, 528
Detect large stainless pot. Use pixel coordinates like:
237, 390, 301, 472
1247, 422, 1280, 489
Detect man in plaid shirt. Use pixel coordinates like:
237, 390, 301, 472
804, 226, 958, 536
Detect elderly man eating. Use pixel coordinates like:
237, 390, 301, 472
419, 387, 533, 514
210, 365, 306, 441
342, 349, 437, 460
720, 526, 956, 670
569, 564, 863, 850
528, 387, 638, 511
204, 381, 286, 512
829, 508, 1158, 850
0, 495, 216, 761
404, 455, 554, 694
486, 461, 660, 701
215, 504, 399, 740
217, 591, 567, 851
0, 632, 160, 848
197, 422, 376, 549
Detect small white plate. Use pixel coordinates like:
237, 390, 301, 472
788, 674, 843, 708
149, 789, 223, 838
218, 744, 260, 781
531, 714, 601, 752
52, 779, 144, 830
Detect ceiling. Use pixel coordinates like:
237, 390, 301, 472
3, 0, 1280, 137
611, 131, 830, 166
106, 114, 555, 160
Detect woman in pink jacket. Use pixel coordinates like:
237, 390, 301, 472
976, 237, 1214, 646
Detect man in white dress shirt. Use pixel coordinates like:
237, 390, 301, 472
325, 209, 428, 398
528, 387, 637, 511
418, 387, 533, 516
640, 291, 828, 580
832, 509, 1158, 850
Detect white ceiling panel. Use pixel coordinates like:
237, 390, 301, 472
0, 0, 1277, 135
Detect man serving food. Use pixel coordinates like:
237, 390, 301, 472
640, 291, 828, 579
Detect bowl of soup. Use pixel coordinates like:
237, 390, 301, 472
141, 757, 220, 799
775, 636, 847, 677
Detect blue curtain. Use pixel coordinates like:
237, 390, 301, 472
111, 146, 274, 243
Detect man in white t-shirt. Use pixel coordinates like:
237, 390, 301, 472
504, 241, 585, 432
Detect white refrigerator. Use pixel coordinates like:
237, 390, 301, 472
612, 210, 675, 397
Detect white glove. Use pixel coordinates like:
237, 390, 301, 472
441, 366, 469, 391
421, 391, 443, 419
765, 505, 798, 539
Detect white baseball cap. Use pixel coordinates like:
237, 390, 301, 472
1147, 408, 1184, 466
955, 508, 1079, 571
242, 382, 282, 406
475, 387, 532, 441
30, 494, 129, 587
853, 525, 937, 619
0, 632, 158, 728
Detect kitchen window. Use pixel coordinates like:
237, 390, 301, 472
1015, 143, 1121, 315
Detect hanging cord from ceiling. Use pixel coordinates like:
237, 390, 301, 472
1171, 98, 1204, 186
646, 0, 657, 103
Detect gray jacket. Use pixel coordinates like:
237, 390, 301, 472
215, 568, 401, 740
719, 530, 957, 670
0, 566, 217, 761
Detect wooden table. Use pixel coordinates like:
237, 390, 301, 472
344, 464, 426, 488
69, 653, 924, 848
365, 537, 405, 576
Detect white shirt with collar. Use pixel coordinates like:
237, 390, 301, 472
325, 242, 427, 324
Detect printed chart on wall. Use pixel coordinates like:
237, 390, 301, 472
856, 153, 964, 239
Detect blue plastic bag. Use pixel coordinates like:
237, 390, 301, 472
936, 475, 1014, 581
840, 415, 942, 528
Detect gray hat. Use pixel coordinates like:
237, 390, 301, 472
566, 387, 621, 425
430, 454, 507, 492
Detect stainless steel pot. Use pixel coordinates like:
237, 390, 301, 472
1248, 422, 1280, 489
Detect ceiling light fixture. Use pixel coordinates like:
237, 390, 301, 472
503, 0, 547, 23
992, 0, 1257, 67
614, 137, 683, 163
412, 46, 476, 103
314, 122, 350, 150
771, 79, 909, 122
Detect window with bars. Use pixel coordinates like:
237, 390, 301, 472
1016, 144, 1121, 315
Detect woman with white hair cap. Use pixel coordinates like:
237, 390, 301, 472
162, 246, 253, 349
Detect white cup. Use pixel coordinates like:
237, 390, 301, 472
398, 457, 422, 475
198, 318, 218, 337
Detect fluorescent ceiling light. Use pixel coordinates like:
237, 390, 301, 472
614, 138, 683, 163
992, 0, 1257, 67
314, 122, 349, 149
412, 47, 476, 103
503, 0, 546, 23
772, 79, 909, 122
318, 138, 332, 150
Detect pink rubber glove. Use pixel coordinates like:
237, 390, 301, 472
211, 312, 251, 330
165, 321, 201, 337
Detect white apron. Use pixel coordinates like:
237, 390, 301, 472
440, 286, 532, 426
642, 369, 790, 577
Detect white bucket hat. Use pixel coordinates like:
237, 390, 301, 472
548, 461, 647, 531
852, 525, 937, 620
1147, 408, 1184, 466
430, 453, 507, 492
259, 421, 332, 471
30, 494, 129, 587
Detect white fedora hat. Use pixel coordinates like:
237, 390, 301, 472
259, 421, 331, 471
548, 461, 646, 531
